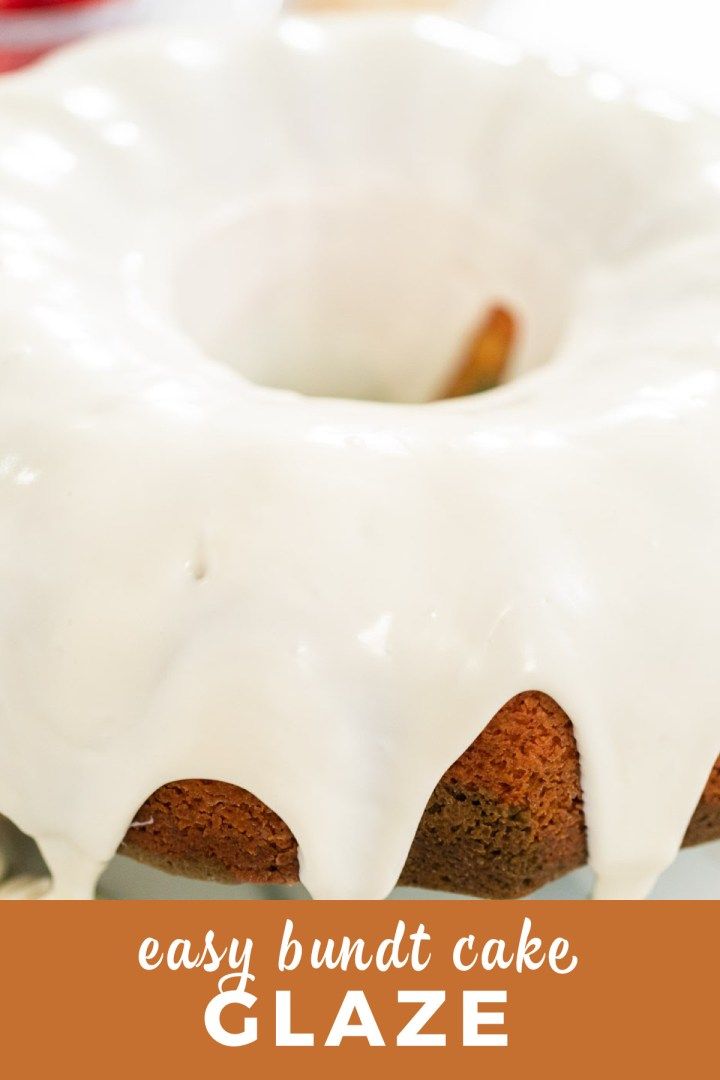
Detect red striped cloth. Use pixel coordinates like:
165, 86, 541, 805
0, 0, 118, 72
0, 2, 105, 10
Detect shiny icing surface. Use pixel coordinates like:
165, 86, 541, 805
1, 14, 720, 899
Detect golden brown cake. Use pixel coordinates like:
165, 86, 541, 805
120, 692, 720, 898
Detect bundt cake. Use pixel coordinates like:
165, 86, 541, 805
2, 16, 720, 901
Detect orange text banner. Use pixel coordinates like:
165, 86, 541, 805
1, 900, 716, 1077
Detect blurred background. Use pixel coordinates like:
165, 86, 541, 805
1, 0, 720, 110
1, 0, 719, 898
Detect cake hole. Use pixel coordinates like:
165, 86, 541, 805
172, 186, 572, 403
437, 305, 517, 400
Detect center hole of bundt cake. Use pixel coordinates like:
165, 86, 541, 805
172, 187, 571, 403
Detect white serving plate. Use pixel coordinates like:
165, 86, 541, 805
97, 842, 720, 899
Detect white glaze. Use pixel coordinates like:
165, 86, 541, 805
1, 14, 720, 900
